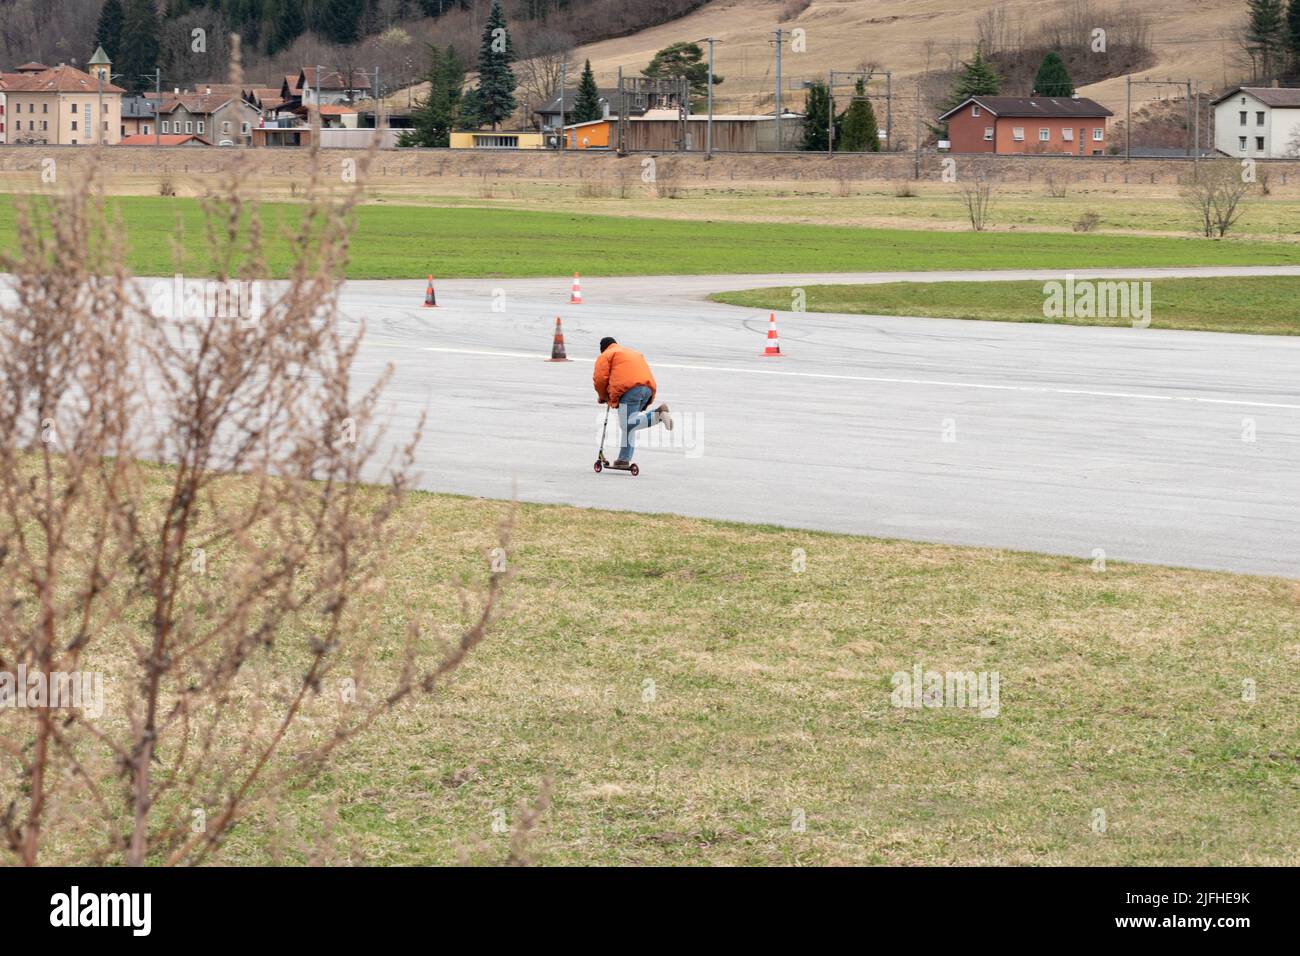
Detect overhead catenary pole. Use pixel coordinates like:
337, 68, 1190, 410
827, 71, 839, 157
885, 71, 892, 150
699, 36, 716, 157
153, 69, 161, 147
1125, 74, 1131, 162
1193, 79, 1200, 171
558, 58, 566, 149
773, 28, 783, 150
913, 74, 922, 178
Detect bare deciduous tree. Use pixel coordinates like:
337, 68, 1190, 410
1181, 159, 1254, 237
0, 147, 510, 866
515, 27, 575, 130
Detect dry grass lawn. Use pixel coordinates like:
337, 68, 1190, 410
187, 491, 1300, 866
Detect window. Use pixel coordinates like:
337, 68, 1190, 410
1012, 127, 1024, 141
1062, 127, 1073, 141
1256, 111, 1265, 125
103, 102, 108, 113
70, 120, 77, 131
42, 103, 48, 113
1239, 136, 1247, 149
102, 121, 107, 131
197, 121, 204, 134
162, 120, 169, 132
983, 127, 993, 141
1092, 128, 1103, 141
13, 103, 19, 113
1256, 136, 1265, 150
1240, 111, 1248, 125
142, 124, 150, 135
1039, 128, 1050, 141
1241, 96, 1246, 104
241, 121, 250, 135
223, 120, 231, 133
972, 105, 980, 117
185, 121, 193, 133
70, 102, 77, 112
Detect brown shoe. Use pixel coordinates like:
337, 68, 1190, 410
655, 403, 673, 431
613, 459, 631, 469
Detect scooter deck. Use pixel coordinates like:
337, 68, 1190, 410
593, 458, 639, 476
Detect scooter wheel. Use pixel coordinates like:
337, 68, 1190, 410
629, 464, 639, 476
593, 460, 602, 473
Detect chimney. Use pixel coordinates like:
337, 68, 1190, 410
174, 87, 180, 94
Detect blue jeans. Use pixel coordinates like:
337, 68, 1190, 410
617, 385, 654, 461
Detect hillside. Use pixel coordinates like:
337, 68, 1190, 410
565, 0, 1250, 121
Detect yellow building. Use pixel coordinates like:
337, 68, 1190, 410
0, 48, 124, 146
449, 130, 546, 149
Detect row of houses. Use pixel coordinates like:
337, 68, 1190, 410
0, 50, 373, 147
3, 47, 1299, 157
940, 85, 1300, 159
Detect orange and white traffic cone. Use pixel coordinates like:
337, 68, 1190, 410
569, 272, 583, 304
423, 275, 437, 308
762, 312, 782, 356
547, 316, 572, 362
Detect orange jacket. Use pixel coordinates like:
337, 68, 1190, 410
593, 344, 656, 408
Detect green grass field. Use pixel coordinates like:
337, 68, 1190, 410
2, 194, 1298, 279
712, 277, 1300, 335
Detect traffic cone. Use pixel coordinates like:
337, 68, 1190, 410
762, 312, 782, 356
547, 316, 572, 362
423, 275, 437, 308
569, 272, 583, 305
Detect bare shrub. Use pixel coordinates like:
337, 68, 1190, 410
957, 168, 997, 231
0, 148, 510, 866
1044, 172, 1068, 199
1182, 159, 1253, 237
833, 176, 853, 198
893, 181, 918, 198
577, 180, 613, 198
158, 171, 177, 197
1073, 210, 1102, 232
654, 159, 684, 199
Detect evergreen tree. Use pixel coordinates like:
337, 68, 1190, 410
951, 48, 1001, 104
572, 59, 601, 124
1032, 51, 1074, 97
641, 41, 721, 99
801, 81, 840, 151
1247, 0, 1287, 78
398, 44, 465, 147
265, 0, 305, 55
117, 0, 162, 93
836, 79, 880, 152
95, 0, 126, 63
319, 0, 364, 45
472, 0, 517, 129
1286, 0, 1300, 72
934, 48, 1001, 136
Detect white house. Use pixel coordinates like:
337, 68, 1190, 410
1212, 86, 1300, 159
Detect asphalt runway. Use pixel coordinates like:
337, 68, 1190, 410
330, 268, 1300, 578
